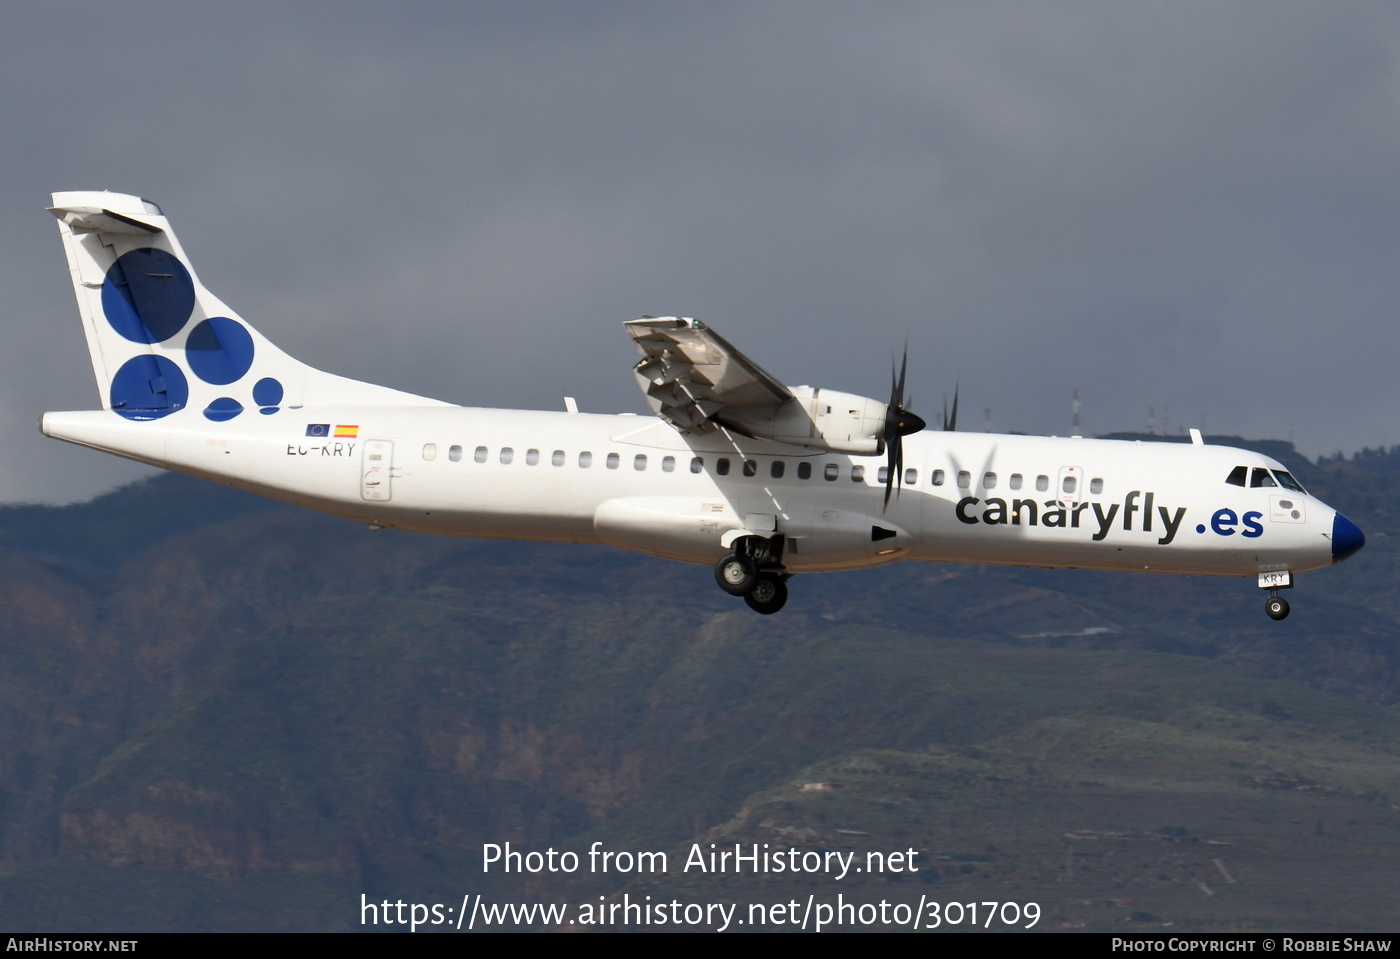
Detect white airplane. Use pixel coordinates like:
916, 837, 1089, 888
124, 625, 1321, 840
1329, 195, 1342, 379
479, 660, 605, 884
41, 191, 1365, 619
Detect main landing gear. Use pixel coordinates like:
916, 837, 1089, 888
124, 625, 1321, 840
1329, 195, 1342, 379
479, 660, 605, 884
715, 535, 791, 615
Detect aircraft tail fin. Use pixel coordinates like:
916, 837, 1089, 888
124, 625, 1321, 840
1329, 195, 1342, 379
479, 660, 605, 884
48, 190, 448, 423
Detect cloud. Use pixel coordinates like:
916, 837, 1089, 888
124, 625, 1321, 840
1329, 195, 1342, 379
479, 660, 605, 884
3, 2, 1398, 500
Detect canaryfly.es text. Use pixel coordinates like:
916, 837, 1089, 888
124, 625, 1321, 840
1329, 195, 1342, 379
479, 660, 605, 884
956, 489, 1188, 544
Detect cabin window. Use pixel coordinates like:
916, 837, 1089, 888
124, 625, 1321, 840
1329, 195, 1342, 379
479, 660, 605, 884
474, 446, 488, 463
634, 454, 647, 471
1250, 467, 1277, 488
422, 443, 437, 461
551, 450, 565, 466
716, 458, 730, 475
1009, 473, 1023, 490
449, 445, 463, 462
578, 451, 592, 468
690, 456, 704, 474
957, 470, 971, 489
662, 456, 676, 472
852, 465, 866, 482
742, 459, 757, 477
1226, 465, 1248, 487
1275, 470, 1306, 493
905, 468, 917, 485
797, 462, 812, 480
500, 447, 514, 465
984, 472, 997, 489
878, 466, 889, 484
606, 452, 620, 469
931, 469, 945, 486
771, 461, 785, 479
1036, 474, 1049, 492
824, 463, 839, 481
1089, 477, 1103, 494
526, 448, 540, 466
1062, 475, 1077, 494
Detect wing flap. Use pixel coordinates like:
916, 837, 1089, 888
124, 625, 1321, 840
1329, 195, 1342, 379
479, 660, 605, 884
625, 317, 792, 434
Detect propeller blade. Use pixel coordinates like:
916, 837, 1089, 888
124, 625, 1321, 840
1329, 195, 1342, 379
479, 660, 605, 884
944, 382, 960, 432
882, 343, 926, 511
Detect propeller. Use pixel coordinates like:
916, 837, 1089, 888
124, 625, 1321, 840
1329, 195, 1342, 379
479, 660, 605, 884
942, 382, 960, 431
883, 347, 928, 510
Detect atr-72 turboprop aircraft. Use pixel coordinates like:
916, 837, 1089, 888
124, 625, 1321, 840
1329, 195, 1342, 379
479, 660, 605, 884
41, 191, 1365, 618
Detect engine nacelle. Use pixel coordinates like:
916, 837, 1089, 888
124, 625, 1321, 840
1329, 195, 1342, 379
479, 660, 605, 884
719, 387, 887, 455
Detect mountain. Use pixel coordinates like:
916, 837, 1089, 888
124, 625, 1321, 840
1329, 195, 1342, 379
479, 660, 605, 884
0, 438, 1397, 932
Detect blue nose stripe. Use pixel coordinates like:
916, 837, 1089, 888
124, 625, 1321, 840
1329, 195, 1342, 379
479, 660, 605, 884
1332, 512, 1366, 563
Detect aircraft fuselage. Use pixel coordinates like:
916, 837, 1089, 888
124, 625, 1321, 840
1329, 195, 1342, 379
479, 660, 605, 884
41, 405, 1344, 580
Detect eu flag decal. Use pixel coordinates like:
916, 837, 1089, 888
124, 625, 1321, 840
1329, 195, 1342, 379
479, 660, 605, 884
306, 423, 330, 437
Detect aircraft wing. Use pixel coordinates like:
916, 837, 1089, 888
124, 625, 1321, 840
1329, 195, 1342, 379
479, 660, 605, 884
625, 317, 793, 434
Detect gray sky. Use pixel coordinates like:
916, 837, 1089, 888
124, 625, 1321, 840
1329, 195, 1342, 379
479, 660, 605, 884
3, 2, 1397, 503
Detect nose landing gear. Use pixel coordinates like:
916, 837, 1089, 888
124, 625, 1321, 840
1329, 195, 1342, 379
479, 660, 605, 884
1258, 570, 1293, 621
715, 535, 790, 614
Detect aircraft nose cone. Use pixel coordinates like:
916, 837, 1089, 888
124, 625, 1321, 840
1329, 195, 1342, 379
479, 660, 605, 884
1332, 511, 1365, 564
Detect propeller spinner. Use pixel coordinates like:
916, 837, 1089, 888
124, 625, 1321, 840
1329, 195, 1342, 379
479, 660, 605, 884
883, 348, 927, 509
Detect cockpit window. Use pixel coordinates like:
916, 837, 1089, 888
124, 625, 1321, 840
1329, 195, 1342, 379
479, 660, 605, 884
1226, 466, 1247, 487
1250, 467, 1277, 488
1274, 470, 1307, 493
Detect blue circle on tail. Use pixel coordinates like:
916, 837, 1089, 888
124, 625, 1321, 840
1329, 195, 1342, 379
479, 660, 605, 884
109, 355, 189, 420
203, 397, 244, 421
253, 377, 284, 406
102, 249, 195, 343
186, 317, 255, 385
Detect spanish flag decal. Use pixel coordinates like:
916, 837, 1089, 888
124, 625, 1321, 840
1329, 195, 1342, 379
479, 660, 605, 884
334, 424, 360, 438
